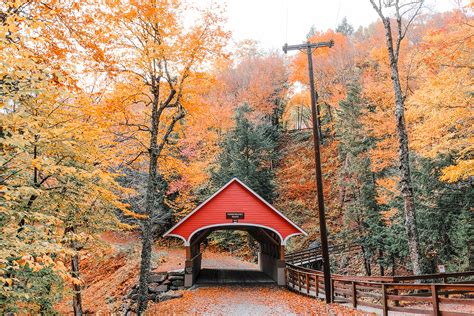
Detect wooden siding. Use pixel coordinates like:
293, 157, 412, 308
168, 180, 301, 242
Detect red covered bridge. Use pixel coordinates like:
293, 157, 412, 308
163, 177, 306, 286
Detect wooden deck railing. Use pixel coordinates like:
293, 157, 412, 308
285, 249, 474, 315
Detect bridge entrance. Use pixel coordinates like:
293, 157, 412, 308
163, 178, 306, 287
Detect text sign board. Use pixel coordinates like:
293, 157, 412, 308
226, 212, 244, 222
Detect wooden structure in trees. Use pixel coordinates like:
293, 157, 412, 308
163, 178, 307, 287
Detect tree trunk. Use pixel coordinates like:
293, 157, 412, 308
382, 17, 422, 276
338, 155, 350, 209
137, 85, 161, 313
65, 225, 83, 316
71, 253, 83, 316
361, 246, 372, 276
379, 248, 385, 276
137, 220, 153, 313
391, 255, 396, 276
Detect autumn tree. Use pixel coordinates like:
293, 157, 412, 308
404, 9, 473, 272
215, 48, 288, 126
407, 10, 473, 183
94, 1, 228, 312
1, 1, 130, 314
369, 0, 424, 275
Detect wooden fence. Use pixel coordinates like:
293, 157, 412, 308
285, 244, 359, 266
285, 248, 474, 315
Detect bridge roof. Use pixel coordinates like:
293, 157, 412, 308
163, 178, 306, 246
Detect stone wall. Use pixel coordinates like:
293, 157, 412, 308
120, 269, 185, 314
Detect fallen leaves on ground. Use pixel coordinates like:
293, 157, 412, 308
147, 285, 369, 315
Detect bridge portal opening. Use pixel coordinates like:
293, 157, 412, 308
163, 178, 306, 287
188, 226, 285, 285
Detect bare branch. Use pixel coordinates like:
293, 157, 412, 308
125, 151, 145, 166
155, 108, 185, 156
400, 0, 424, 40
370, 0, 385, 20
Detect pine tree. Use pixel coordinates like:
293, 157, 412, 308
209, 104, 279, 254
411, 155, 473, 273
211, 103, 278, 202
336, 17, 354, 36
336, 83, 385, 275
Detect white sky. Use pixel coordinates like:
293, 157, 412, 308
216, 0, 465, 52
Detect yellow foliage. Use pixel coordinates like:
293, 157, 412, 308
407, 13, 473, 182
441, 159, 474, 183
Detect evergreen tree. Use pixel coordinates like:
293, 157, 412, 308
307, 25, 317, 39
336, 17, 354, 36
211, 103, 278, 202
410, 155, 473, 272
336, 83, 386, 275
208, 104, 279, 253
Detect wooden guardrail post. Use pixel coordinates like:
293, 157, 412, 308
382, 284, 388, 316
331, 278, 335, 302
431, 284, 440, 316
306, 273, 310, 294
315, 274, 319, 298
351, 281, 357, 308
393, 288, 399, 306
298, 271, 301, 292
442, 274, 448, 298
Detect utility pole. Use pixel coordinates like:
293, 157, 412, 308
283, 40, 334, 303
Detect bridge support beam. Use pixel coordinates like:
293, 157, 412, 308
259, 245, 286, 286
184, 245, 202, 287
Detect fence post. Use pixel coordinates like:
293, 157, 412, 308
351, 281, 357, 308
431, 284, 440, 316
315, 274, 319, 298
442, 274, 448, 298
298, 271, 301, 292
382, 284, 388, 316
331, 278, 335, 302
393, 288, 399, 307
442, 274, 447, 283
306, 273, 310, 294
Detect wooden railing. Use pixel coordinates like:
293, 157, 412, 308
332, 279, 474, 315
285, 248, 474, 315
285, 248, 322, 266
285, 243, 359, 266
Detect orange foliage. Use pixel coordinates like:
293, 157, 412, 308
406, 11, 473, 182
275, 133, 342, 244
